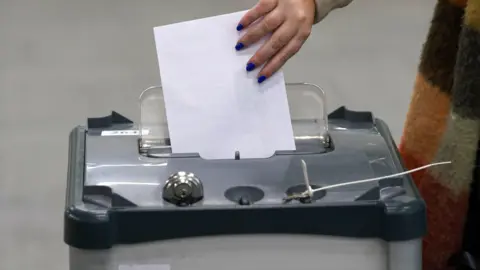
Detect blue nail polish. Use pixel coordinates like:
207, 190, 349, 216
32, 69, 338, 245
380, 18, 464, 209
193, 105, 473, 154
236, 24, 244, 31
235, 42, 244, 51
246, 62, 255, 72
258, 76, 267, 84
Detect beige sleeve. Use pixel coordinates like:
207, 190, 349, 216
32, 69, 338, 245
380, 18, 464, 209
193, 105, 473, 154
314, 0, 353, 24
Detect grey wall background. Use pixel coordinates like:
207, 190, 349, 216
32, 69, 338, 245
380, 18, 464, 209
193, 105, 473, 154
0, 0, 434, 269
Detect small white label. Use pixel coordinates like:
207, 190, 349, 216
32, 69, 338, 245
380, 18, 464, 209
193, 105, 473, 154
101, 130, 149, 136
119, 265, 170, 270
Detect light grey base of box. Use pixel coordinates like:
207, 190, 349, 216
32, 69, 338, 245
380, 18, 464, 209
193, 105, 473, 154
70, 235, 421, 270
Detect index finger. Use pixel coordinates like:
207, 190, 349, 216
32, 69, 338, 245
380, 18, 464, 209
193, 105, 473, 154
237, 0, 277, 30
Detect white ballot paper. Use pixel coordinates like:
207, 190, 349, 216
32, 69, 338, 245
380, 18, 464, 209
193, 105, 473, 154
153, 11, 296, 160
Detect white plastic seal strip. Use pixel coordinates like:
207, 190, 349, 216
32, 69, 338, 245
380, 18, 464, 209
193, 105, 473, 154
286, 160, 452, 201
301, 160, 314, 197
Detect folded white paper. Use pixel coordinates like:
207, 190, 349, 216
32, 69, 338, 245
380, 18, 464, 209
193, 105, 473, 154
153, 11, 296, 160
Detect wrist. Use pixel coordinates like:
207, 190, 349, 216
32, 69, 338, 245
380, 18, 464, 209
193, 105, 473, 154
333, 0, 353, 9
313, 0, 353, 24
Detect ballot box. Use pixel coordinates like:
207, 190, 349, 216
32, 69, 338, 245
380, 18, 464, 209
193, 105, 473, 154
64, 83, 425, 270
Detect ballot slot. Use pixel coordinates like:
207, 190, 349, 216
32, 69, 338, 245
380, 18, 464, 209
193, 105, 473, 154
138, 82, 331, 159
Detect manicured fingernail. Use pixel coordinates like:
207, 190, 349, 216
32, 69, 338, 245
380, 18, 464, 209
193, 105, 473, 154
236, 24, 244, 31
246, 62, 255, 72
235, 42, 244, 51
258, 76, 267, 84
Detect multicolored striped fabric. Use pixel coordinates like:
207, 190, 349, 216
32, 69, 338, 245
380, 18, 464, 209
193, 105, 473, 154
399, 0, 480, 269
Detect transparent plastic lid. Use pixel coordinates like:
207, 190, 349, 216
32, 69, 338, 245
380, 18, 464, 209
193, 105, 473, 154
138, 82, 329, 156
82, 82, 411, 210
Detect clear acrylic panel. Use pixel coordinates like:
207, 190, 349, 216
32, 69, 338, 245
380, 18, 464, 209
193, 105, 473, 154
138, 82, 329, 155
138, 86, 170, 154
285, 82, 329, 141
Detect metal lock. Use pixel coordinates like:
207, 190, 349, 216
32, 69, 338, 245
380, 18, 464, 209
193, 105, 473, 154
162, 172, 204, 206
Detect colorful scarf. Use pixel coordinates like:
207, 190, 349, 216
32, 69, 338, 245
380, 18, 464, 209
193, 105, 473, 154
399, 0, 480, 269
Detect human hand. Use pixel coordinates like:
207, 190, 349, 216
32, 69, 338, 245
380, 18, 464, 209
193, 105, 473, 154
235, 0, 317, 83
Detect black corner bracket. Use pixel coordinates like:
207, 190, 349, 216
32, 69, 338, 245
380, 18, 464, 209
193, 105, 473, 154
87, 111, 133, 129
328, 106, 374, 124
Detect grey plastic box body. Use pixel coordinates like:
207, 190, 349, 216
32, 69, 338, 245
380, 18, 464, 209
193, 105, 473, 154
64, 83, 425, 270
